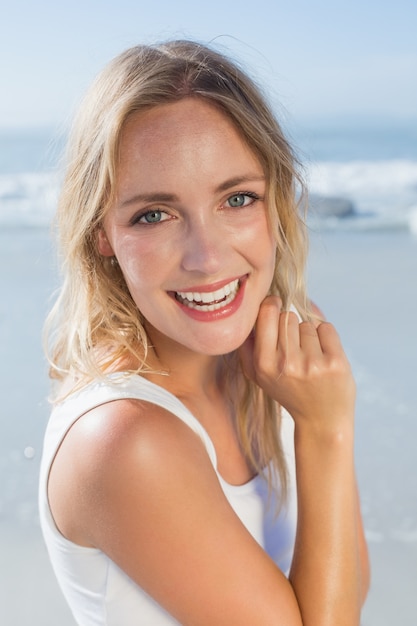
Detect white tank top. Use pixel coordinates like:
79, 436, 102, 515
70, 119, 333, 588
39, 373, 297, 625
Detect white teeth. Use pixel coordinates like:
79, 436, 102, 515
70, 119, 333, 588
176, 279, 240, 311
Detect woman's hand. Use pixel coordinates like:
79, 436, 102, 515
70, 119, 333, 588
239, 296, 356, 433
241, 296, 369, 625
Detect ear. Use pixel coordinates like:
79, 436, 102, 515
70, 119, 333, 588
97, 228, 115, 257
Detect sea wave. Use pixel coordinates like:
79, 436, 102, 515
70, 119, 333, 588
1, 159, 417, 232
0, 171, 60, 227
306, 159, 417, 232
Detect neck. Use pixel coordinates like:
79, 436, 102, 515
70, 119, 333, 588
143, 324, 230, 399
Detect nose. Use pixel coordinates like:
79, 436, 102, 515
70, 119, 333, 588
180, 218, 226, 275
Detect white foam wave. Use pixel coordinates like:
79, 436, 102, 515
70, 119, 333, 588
306, 159, 417, 231
1, 160, 417, 232
0, 171, 60, 227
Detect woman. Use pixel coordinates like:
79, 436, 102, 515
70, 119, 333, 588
39, 40, 369, 625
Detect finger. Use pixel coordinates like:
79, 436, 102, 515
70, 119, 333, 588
298, 321, 323, 356
255, 296, 282, 356
277, 310, 301, 352
316, 322, 344, 355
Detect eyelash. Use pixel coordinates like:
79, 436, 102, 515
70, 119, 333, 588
224, 191, 260, 208
130, 191, 261, 226
130, 209, 170, 226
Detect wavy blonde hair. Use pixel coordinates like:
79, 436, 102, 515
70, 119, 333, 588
46, 40, 310, 499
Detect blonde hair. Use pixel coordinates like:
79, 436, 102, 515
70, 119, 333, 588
46, 40, 310, 499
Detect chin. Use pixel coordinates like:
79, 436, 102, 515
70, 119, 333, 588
189, 328, 251, 357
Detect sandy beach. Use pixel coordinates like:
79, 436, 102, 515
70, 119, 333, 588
1, 225, 416, 625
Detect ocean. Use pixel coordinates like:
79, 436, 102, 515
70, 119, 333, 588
1, 124, 416, 625
1, 122, 416, 230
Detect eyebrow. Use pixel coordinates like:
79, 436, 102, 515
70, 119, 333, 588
119, 174, 266, 208
215, 175, 265, 193
120, 192, 178, 208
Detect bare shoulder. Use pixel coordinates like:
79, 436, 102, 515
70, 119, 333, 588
48, 396, 301, 625
48, 397, 209, 541
62, 396, 203, 465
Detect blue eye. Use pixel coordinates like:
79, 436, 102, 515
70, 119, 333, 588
140, 210, 163, 223
133, 209, 173, 225
226, 192, 258, 208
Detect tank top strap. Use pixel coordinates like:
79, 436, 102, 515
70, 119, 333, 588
49, 373, 218, 469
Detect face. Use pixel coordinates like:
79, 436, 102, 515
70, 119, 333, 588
99, 98, 276, 358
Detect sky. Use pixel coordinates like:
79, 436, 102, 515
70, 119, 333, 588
1, 0, 416, 130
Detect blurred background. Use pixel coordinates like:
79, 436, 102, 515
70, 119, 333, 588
1, 1, 416, 623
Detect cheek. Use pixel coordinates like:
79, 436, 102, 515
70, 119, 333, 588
258, 216, 277, 266
251, 227, 277, 290
239, 218, 276, 268
116, 238, 173, 297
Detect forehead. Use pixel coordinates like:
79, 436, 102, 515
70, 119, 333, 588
122, 98, 239, 142
117, 98, 263, 178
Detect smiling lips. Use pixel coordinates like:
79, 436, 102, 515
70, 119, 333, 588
175, 278, 240, 312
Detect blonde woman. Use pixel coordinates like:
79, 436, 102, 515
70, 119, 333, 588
39, 40, 369, 625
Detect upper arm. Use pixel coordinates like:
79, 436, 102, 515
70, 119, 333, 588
49, 399, 302, 626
